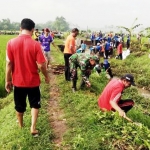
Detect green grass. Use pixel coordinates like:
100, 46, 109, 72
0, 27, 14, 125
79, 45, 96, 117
50, 43, 150, 149
0, 35, 17, 97
0, 75, 53, 150
1, 36, 150, 149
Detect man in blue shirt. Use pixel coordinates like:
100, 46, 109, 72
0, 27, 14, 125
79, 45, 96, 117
104, 41, 110, 59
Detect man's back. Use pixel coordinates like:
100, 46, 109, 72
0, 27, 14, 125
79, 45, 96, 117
7, 34, 45, 87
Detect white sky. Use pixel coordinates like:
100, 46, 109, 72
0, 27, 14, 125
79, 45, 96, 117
0, 0, 150, 30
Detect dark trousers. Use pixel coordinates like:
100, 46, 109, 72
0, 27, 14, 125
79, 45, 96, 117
111, 99, 134, 113
107, 68, 113, 78
105, 50, 109, 59
127, 43, 130, 49
64, 53, 72, 81
118, 53, 122, 60
118, 99, 134, 113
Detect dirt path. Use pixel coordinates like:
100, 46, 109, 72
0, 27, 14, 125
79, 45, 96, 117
47, 63, 68, 150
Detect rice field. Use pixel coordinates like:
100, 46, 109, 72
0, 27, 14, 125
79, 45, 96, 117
0, 35, 16, 97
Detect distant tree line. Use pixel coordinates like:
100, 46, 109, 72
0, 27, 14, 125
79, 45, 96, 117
0, 16, 70, 32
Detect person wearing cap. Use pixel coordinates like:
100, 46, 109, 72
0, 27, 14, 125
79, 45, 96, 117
101, 59, 113, 79
64, 28, 79, 81
98, 74, 135, 119
39, 28, 58, 70
69, 53, 100, 92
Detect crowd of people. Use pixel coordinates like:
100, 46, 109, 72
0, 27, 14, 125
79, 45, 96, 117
5, 18, 136, 137
77, 31, 131, 60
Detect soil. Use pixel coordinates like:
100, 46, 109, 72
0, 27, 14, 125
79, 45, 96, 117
47, 63, 68, 150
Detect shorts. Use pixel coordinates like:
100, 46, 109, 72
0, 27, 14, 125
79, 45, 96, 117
44, 51, 50, 61
14, 86, 41, 113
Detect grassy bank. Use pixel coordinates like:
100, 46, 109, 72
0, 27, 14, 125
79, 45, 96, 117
50, 40, 150, 149
0, 76, 53, 150
111, 40, 150, 90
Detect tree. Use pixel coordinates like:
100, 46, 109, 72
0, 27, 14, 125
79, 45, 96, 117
117, 18, 142, 37
52, 16, 70, 31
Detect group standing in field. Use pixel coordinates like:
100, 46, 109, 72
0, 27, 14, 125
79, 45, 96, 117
62, 28, 136, 123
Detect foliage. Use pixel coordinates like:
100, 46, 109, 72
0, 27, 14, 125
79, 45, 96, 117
52, 16, 70, 31
117, 18, 142, 37
0, 18, 20, 30
0, 17, 70, 31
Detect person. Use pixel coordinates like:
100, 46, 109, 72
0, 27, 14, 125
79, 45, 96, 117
107, 34, 111, 43
5, 18, 50, 136
101, 59, 113, 79
98, 74, 135, 119
126, 35, 130, 49
95, 43, 102, 55
41, 29, 44, 35
76, 40, 87, 53
33, 28, 40, 41
39, 28, 58, 70
117, 41, 123, 60
69, 53, 100, 92
113, 34, 118, 48
80, 40, 87, 53
90, 33, 95, 45
64, 28, 79, 81
104, 41, 110, 59
50, 31, 55, 39
109, 42, 113, 57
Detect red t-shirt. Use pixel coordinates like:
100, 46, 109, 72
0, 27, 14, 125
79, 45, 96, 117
117, 43, 122, 54
6, 34, 46, 87
98, 79, 125, 111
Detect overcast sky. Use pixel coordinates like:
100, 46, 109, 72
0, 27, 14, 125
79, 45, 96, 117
0, 0, 150, 30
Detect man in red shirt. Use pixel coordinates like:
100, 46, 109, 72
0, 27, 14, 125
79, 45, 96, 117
98, 74, 135, 119
5, 18, 50, 136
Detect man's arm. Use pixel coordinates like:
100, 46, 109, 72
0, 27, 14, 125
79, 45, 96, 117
52, 42, 59, 51
109, 93, 126, 117
5, 61, 13, 93
80, 66, 91, 87
37, 62, 50, 84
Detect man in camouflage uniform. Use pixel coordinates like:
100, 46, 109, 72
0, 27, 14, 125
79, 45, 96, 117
69, 53, 100, 92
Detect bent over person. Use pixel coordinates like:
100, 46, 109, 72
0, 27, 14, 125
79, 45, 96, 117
69, 53, 100, 92
5, 18, 50, 137
98, 74, 135, 119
